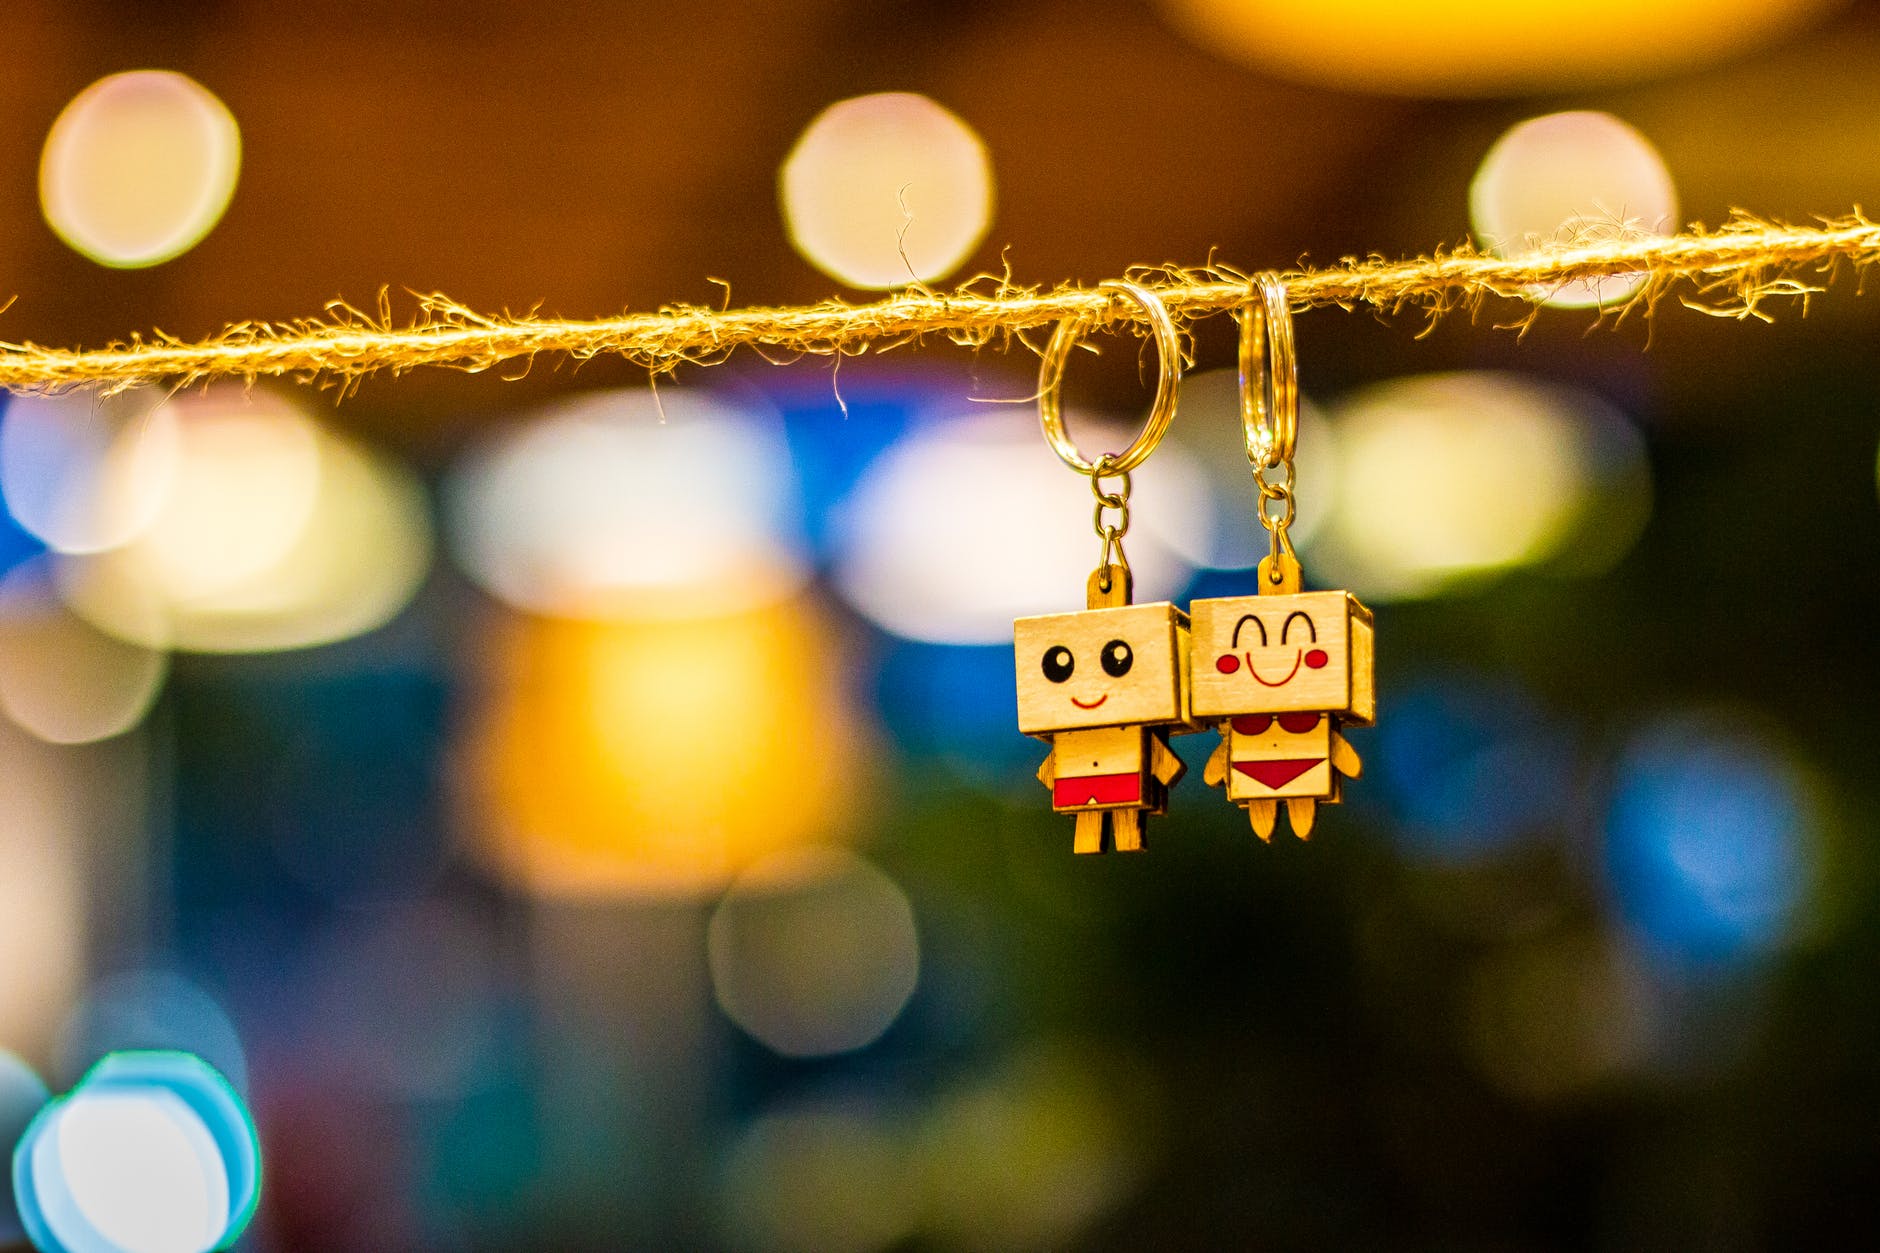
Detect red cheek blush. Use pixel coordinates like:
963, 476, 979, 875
1305, 649, 1328, 669
1215, 654, 1240, 674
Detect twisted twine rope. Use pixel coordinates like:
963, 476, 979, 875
2, 211, 1874, 396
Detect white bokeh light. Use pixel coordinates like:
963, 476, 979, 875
1472, 111, 1678, 309
48, 1089, 230, 1253
781, 93, 993, 290
448, 388, 807, 621
57, 388, 431, 653
708, 846, 920, 1059
830, 411, 1214, 643
40, 70, 241, 268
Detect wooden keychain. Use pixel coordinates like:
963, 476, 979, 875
1194, 275, 1375, 840
1013, 281, 1196, 855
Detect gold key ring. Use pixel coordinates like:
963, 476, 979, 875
1038, 279, 1181, 477
1236, 273, 1297, 470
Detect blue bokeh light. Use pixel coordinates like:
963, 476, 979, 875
14, 1050, 260, 1253
0, 1051, 50, 1245
58, 969, 249, 1096
763, 365, 942, 562
1603, 715, 1815, 974
872, 640, 1033, 779
0, 398, 56, 576
1373, 675, 1578, 863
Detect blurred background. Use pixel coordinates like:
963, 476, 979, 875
0, 1, 1877, 1249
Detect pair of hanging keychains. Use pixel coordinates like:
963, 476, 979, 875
1014, 277, 1376, 854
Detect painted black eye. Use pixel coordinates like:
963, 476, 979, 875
1041, 646, 1074, 683
1100, 639, 1133, 677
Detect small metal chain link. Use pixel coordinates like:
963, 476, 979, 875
1089, 456, 1132, 588
1255, 457, 1297, 569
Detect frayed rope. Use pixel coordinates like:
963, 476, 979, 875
2, 210, 1875, 396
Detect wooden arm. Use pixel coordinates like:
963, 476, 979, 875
1203, 734, 1229, 788
1149, 731, 1185, 786
1331, 730, 1361, 779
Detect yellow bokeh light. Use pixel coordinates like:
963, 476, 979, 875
781, 93, 993, 290
717, 1098, 918, 1253
1471, 111, 1678, 309
1317, 372, 1645, 600
40, 70, 241, 268
0, 561, 165, 745
462, 598, 865, 898
918, 1044, 1146, 1251
1158, 0, 1842, 96
707, 845, 920, 1058
58, 388, 432, 653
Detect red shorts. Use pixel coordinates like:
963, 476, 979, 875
1054, 772, 1142, 809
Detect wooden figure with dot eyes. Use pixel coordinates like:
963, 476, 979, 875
1191, 552, 1374, 840
1015, 277, 1197, 854
1015, 566, 1193, 854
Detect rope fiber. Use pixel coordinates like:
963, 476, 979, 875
3, 210, 1875, 396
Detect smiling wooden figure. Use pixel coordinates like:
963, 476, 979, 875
1190, 556, 1375, 840
1015, 568, 1192, 855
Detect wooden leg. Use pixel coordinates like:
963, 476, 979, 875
1288, 798, 1317, 839
1246, 800, 1278, 842
1111, 808, 1144, 853
1073, 811, 1104, 855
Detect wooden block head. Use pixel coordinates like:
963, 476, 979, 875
1014, 602, 1189, 735
1189, 591, 1375, 723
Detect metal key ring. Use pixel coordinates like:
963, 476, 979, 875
1038, 280, 1181, 477
1236, 273, 1297, 470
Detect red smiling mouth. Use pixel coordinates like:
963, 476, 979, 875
1070, 693, 1109, 709
1247, 650, 1302, 687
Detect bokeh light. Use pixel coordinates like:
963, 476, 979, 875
829, 411, 1213, 643
0, 560, 166, 744
57, 971, 249, 1096
0, 1052, 51, 1245
16, 1052, 260, 1253
48, 1089, 230, 1253
1156, 0, 1839, 96
1375, 677, 1578, 864
1602, 712, 1820, 975
917, 1044, 1146, 1250
1463, 931, 1655, 1102
780, 92, 993, 289
58, 387, 432, 653
1315, 371, 1649, 600
464, 599, 864, 897
448, 388, 807, 621
707, 845, 919, 1058
716, 1096, 918, 1253
1471, 111, 1678, 308
0, 389, 178, 555
40, 70, 241, 267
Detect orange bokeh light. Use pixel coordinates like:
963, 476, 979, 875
462, 598, 866, 898
1159, 0, 1841, 96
